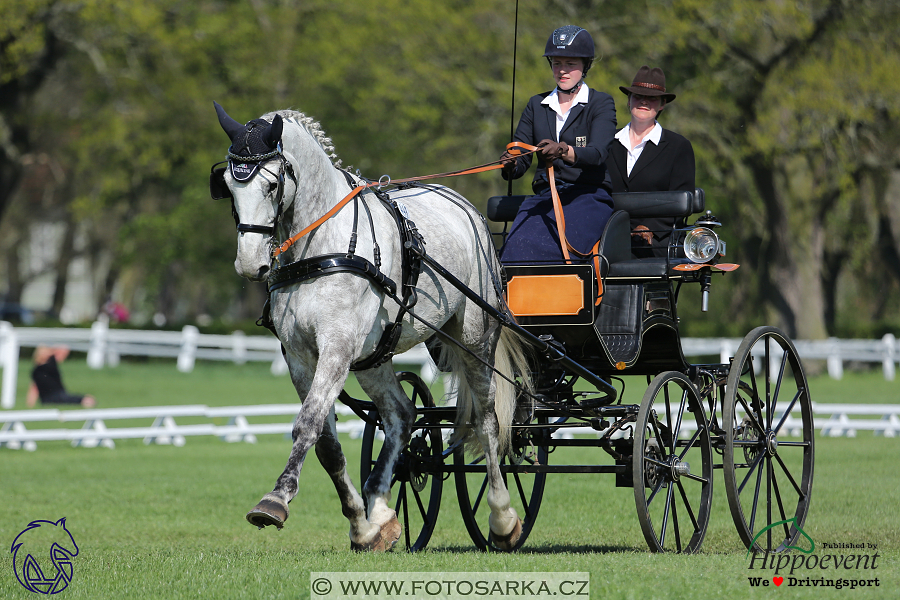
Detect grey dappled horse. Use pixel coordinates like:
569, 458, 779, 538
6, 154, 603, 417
214, 104, 530, 551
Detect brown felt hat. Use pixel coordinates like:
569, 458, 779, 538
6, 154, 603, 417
619, 66, 676, 102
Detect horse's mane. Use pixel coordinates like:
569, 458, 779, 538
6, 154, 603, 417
262, 109, 343, 169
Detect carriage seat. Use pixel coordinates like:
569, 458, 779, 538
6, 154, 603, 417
487, 189, 705, 279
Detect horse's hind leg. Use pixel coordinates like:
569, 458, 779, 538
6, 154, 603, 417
354, 364, 417, 550
450, 321, 523, 550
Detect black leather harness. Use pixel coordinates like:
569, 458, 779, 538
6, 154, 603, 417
266, 171, 425, 371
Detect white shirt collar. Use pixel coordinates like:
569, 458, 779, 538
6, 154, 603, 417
615, 121, 663, 149
541, 83, 590, 115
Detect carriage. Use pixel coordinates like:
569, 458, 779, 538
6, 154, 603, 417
335, 188, 815, 554
212, 105, 814, 555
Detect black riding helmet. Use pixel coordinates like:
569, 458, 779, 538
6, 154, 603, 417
543, 25, 595, 77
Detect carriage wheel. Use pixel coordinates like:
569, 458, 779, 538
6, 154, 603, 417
723, 326, 814, 553
633, 371, 713, 553
360, 372, 443, 552
453, 416, 549, 552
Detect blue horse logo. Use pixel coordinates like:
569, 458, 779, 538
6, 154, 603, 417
10, 518, 79, 594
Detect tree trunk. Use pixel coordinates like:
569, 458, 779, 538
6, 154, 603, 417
749, 157, 829, 340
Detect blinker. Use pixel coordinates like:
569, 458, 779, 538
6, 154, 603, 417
209, 164, 232, 200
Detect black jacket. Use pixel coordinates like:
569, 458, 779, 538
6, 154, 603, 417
503, 88, 617, 193
606, 127, 695, 249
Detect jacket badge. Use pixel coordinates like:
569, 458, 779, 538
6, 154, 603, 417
575, 136, 587, 147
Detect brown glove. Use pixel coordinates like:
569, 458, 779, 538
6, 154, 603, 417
537, 139, 569, 161
500, 151, 518, 172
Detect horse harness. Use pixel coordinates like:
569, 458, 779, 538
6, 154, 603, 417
211, 153, 424, 371
267, 172, 426, 371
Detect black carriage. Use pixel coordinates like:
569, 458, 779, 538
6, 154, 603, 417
342, 188, 815, 554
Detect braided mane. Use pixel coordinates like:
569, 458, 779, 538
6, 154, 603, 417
263, 109, 343, 169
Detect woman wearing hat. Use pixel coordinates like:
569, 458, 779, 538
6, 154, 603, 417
498, 25, 617, 264
606, 66, 695, 257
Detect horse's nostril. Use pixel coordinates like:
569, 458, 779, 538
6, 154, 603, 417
257, 265, 270, 279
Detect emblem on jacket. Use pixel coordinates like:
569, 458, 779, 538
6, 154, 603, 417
575, 136, 586, 147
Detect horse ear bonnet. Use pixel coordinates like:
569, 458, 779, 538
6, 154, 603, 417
228, 118, 282, 181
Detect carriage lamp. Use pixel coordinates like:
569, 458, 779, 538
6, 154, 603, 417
683, 227, 722, 263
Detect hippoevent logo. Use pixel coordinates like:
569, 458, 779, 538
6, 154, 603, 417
747, 519, 880, 590
10, 518, 80, 594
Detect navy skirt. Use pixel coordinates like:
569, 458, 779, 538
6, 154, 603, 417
499, 184, 614, 264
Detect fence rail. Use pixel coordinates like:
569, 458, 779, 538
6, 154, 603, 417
1, 322, 897, 410
1, 402, 896, 452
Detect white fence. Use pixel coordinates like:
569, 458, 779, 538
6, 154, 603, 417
1, 322, 897, 410
1, 402, 896, 452
0, 320, 437, 409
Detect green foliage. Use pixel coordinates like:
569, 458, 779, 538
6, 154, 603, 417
2, 0, 900, 335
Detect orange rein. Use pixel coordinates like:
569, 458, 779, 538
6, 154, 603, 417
272, 142, 536, 258
271, 141, 588, 267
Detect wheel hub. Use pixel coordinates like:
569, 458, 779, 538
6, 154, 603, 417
671, 459, 691, 480
765, 431, 779, 456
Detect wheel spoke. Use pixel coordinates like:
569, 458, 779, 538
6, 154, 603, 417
645, 455, 670, 469
771, 474, 790, 539
663, 385, 676, 453
671, 489, 683, 553
472, 474, 488, 515
748, 455, 765, 535
764, 337, 772, 429
774, 389, 804, 435
659, 484, 675, 547
736, 391, 766, 436
773, 450, 806, 498
675, 480, 700, 530
767, 452, 773, 551
646, 474, 667, 508
678, 425, 704, 461
514, 473, 533, 521
411, 484, 429, 522
671, 388, 688, 454
768, 351, 788, 429
681, 472, 709, 484
738, 450, 766, 494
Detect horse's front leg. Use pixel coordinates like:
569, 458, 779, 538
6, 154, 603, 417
246, 346, 350, 531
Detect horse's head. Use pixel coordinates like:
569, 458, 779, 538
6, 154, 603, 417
213, 102, 294, 281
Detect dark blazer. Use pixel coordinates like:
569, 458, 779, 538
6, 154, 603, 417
606, 126, 695, 253
503, 88, 617, 193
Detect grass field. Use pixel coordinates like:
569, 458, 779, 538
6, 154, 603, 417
1, 359, 898, 599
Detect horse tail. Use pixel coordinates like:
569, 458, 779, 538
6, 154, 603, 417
443, 324, 533, 457
492, 325, 533, 455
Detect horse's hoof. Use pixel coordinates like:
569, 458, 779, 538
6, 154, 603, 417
379, 515, 402, 550
246, 497, 288, 530
489, 518, 523, 551
349, 516, 403, 552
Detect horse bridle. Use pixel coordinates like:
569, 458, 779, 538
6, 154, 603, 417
209, 144, 296, 238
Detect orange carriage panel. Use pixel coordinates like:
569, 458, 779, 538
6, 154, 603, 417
507, 274, 586, 317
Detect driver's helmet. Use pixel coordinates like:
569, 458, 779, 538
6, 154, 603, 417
543, 25, 594, 74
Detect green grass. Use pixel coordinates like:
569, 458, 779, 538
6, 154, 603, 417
1, 360, 898, 598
